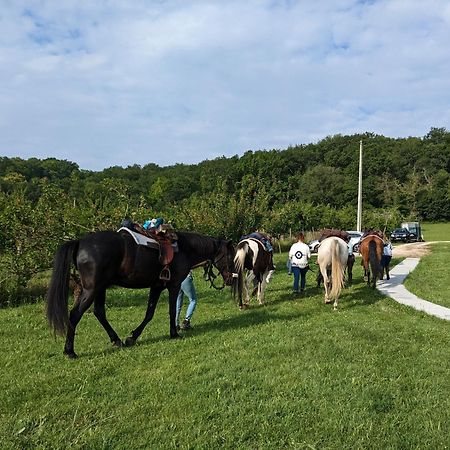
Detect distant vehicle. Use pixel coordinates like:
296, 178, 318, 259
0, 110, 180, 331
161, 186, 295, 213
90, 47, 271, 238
390, 228, 417, 243
401, 222, 424, 241
346, 230, 364, 253
308, 239, 320, 253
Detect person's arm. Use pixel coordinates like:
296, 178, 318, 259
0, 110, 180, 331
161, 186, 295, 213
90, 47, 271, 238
288, 245, 294, 259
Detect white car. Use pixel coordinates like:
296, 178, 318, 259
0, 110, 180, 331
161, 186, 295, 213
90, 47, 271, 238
346, 231, 364, 253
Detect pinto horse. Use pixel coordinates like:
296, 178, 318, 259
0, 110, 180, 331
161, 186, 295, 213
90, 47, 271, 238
317, 237, 348, 310
46, 230, 235, 358
232, 238, 275, 308
359, 232, 384, 288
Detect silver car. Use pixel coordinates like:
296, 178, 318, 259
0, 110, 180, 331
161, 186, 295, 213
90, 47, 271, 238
308, 239, 320, 253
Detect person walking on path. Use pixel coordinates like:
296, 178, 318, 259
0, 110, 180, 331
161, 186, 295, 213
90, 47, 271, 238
288, 232, 311, 295
176, 271, 197, 330
381, 240, 393, 280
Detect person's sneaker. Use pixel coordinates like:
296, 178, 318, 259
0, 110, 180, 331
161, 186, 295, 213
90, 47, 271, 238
180, 319, 191, 330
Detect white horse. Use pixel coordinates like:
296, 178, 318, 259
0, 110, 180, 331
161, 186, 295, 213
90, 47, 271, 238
317, 236, 348, 310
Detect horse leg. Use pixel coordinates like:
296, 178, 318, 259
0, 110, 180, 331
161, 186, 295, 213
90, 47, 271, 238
125, 287, 163, 346
347, 255, 355, 285
317, 271, 323, 288
168, 286, 182, 339
322, 269, 330, 304
64, 288, 95, 359
93, 289, 123, 348
244, 273, 255, 306
258, 276, 268, 305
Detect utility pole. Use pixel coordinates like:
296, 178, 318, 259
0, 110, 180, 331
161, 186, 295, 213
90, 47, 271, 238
357, 140, 363, 232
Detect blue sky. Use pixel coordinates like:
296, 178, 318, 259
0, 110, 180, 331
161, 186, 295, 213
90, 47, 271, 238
1, 0, 450, 170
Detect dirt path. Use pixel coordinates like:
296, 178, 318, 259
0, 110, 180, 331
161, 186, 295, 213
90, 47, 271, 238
392, 241, 450, 258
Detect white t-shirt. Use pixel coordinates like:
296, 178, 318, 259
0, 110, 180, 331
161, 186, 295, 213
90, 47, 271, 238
289, 242, 311, 268
383, 243, 393, 256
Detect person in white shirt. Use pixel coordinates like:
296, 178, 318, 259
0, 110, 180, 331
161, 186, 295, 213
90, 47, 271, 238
288, 232, 311, 294
381, 240, 393, 280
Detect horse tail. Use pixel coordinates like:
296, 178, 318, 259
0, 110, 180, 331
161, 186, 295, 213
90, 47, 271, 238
330, 239, 345, 299
46, 240, 79, 336
232, 243, 247, 306
369, 240, 381, 287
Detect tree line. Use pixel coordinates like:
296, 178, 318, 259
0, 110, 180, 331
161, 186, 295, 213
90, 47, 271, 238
1, 127, 449, 304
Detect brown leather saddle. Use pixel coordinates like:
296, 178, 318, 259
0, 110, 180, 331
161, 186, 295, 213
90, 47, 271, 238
318, 229, 350, 243
123, 223, 178, 282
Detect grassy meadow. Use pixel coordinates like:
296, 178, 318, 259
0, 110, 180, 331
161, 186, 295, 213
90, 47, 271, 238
404, 242, 450, 309
1, 252, 449, 449
421, 222, 450, 241
401, 222, 450, 309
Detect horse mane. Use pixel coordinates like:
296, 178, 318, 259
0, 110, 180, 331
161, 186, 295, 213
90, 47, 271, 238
176, 231, 221, 255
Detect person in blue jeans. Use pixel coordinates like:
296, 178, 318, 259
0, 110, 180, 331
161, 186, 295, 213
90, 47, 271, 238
288, 232, 311, 295
176, 271, 197, 330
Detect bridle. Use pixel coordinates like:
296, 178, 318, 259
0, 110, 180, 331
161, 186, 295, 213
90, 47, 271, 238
202, 245, 236, 290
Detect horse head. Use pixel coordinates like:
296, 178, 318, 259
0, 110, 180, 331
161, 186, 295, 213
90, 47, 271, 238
212, 239, 236, 286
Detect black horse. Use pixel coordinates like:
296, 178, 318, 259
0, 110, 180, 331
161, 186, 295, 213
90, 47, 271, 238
47, 230, 235, 358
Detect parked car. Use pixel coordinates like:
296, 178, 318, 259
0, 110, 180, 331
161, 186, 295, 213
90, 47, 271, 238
308, 239, 320, 253
346, 231, 364, 253
390, 228, 417, 242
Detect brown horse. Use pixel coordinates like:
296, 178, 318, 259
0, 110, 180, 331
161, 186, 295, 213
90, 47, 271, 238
359, 232, 384, 288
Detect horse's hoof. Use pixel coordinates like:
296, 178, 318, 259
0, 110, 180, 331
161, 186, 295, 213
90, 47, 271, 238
125, 337, 136, 347
64, 350, 78, 359
112, 339, 123, 348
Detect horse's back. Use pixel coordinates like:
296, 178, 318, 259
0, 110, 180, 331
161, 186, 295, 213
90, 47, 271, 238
318, 236, 347, 264
76, 231, 133, 280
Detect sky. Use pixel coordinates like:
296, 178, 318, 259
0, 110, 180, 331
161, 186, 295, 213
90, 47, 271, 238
1, 0, 450, 171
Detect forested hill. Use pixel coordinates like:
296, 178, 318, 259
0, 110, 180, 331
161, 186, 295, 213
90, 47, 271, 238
1, 128, 450, 237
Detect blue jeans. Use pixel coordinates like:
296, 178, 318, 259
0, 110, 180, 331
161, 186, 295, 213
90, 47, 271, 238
176, 274, 197, 326
292, 266, 308, 292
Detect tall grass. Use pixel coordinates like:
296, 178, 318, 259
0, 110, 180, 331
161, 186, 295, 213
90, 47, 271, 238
1, 254, 449, 449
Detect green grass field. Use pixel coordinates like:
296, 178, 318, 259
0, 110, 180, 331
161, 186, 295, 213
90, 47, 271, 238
1, 253, 449, 449
421, 222, 450, 241
404, 242, 450, 309
401, 222, 450, 309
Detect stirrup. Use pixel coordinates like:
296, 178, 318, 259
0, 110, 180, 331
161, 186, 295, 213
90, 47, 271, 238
159, 266, 171, 281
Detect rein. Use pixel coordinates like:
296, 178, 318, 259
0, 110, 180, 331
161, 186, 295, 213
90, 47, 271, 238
203, 261, 226, 290
192, 247, 230, 290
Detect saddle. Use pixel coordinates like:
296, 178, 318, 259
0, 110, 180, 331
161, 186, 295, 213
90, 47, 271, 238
318, 229, 350, 243
361, 229, 383, 239
120, 222, 178, 282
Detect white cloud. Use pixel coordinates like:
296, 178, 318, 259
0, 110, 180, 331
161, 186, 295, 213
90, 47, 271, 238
1, 0, 450, 169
